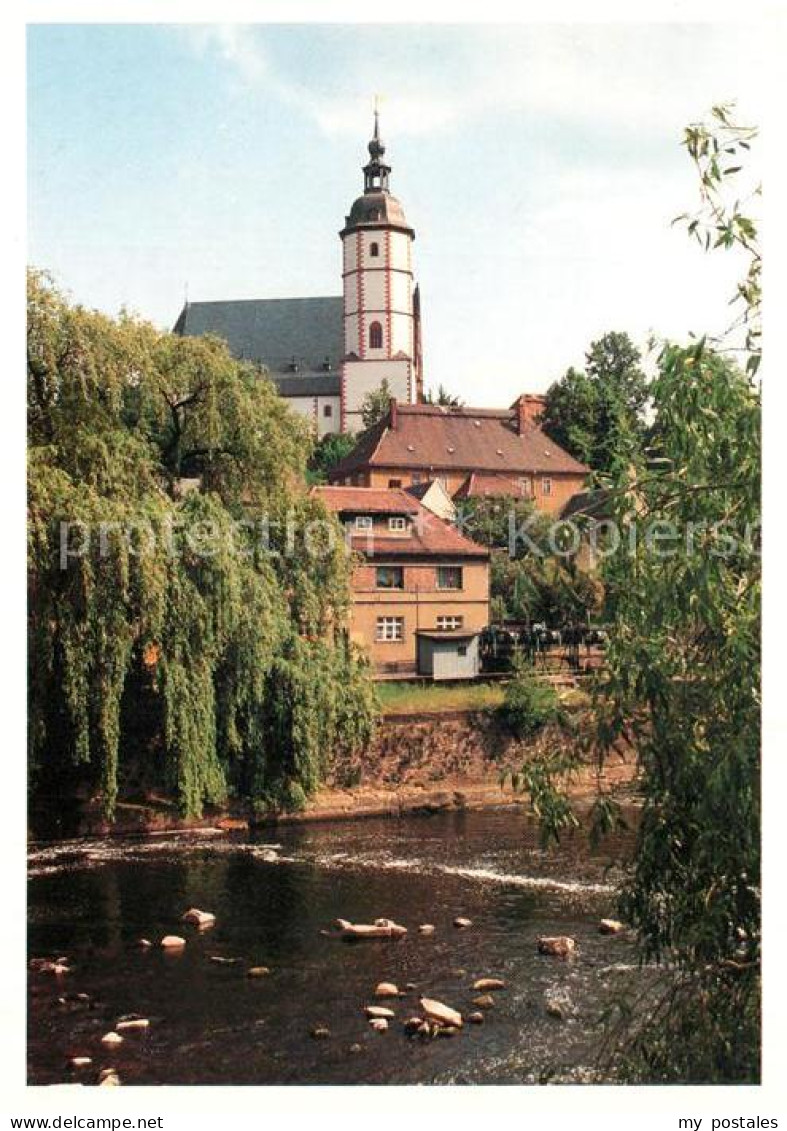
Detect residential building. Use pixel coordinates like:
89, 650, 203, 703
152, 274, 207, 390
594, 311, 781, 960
328, 397, 588, 515
312, 485, 489, 679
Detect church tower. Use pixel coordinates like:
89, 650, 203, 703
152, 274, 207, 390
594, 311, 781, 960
340, 111, 423, 432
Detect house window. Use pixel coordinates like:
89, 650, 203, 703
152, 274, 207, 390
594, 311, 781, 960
355, 516, 373, 531
518, 476, 532, 496
412, 472, 423, 485
542, 477, 553, 497
376, 565, 404, 590
388, 478, 402, 488
376, 616, 404, 642
369, 321, 383, 350
323, 404, 333, 418
437, 566, 463, 590
436, 615, 464, 631
370, 242, 380, 257
388, 517, 407, 532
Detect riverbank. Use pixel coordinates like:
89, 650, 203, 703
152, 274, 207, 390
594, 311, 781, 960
29, 707, 639, 842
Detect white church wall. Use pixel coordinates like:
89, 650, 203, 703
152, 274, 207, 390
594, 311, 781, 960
342, 358, 410, 430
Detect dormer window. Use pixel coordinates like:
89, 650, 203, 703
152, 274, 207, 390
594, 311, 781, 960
388, 517, 407, 532
370, 242, 380, 257
369, 321, 383, 350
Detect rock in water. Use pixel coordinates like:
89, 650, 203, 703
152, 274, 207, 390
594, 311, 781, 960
537, 936, 576, 958
336, 918, 407, 940
98, 1073, 120, 1087
472, 978, 506, 991
598, 918, 625, 935
311, 1026, 331, 1040
365, 1005, 395, 1019
100, 1032, 123, 1047
136, 938, 152, 949
116, 1018, 149, 1032
69, 1057, 92, 1069
247, 966, 271, 978
369, 1018, 389, 1032
182, 908, 216, 928
453, 917, 472, 929
419, 996, 463, 1029
160, 935, 186, 950
418, 924, 435, 935
374, 981, 399, 998
472, 994, 495, 1009
468, 1012, 485, 1025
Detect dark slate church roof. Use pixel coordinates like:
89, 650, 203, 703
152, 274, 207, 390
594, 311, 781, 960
173, 297, 343, 397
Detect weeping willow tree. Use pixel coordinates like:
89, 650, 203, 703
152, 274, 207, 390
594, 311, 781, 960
28, 270, 377, 823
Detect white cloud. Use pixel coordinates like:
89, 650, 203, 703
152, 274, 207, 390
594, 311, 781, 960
180, 24, 765, 140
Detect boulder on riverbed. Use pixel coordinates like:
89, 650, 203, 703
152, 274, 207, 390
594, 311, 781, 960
374, 981, 399, 998
472, 994, 495, 1009
598, 918, 625, 935
453, 917, 472, 929
537, 936, 577, 958
69, 1057, 92, 1069
335, 918, 407, 940
369, 1018, 389, 1032
182, 908, 216, 929
418, 924, 435, 935
247, 966, 271, 978
116, 1018, 149, 1033
365, 1005, 395, 1020
472, 978, 506, 991
160, 935, 186, 950
100, 1032, 123, 1047
419, 996, 463, 1029
310, 1026, 331, 1040
468, 1011, 485, 1025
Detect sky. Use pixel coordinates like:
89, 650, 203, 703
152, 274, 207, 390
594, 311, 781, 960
27, 22, 764, 407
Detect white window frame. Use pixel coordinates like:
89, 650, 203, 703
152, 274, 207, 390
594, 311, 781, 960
437, 565, 464, 591
376, 616, 404, 642
542, 477, 553, 497
388, 516, 407, 532
436, 615, 464, 631
355, 516, 373, 531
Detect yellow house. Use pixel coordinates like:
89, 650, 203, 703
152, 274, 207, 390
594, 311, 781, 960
312, 485, 490, 679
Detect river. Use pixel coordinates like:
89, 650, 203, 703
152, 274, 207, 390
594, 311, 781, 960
28, 807, 650, 1086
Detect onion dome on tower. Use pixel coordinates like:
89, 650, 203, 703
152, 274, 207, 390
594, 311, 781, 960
342, 109, 413, 235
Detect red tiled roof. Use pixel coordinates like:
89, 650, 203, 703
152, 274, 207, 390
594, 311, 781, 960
329, 403, 588, 479
311, 485, 488, 559
310, 485, 420, 515
454, 472, 538, 500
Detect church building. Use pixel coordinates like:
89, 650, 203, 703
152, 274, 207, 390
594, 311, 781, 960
173, 111, 422, 435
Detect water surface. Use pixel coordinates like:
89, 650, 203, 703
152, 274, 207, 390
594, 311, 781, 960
28, 809, 646, 1086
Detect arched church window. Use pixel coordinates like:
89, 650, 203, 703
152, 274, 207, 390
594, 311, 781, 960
370, 242, 379, 257
369, 321, 383, 350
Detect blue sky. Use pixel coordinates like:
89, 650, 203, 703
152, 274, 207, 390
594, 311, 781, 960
27, 23, 763, 406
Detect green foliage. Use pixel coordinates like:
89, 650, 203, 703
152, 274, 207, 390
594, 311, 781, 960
508, 105, 761, 1083
28, 271, 377, 822
675, 103, 761, 374
360, 379, 393, 430
499, 656, 563, 739
423, 383, 463, 406
307, 431, 357, 484
458, 496, 604, 626
540, 331, 648, 473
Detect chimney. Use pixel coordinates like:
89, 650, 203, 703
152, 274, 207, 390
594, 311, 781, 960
514, 394, 546, 434
389, 397, 398, 430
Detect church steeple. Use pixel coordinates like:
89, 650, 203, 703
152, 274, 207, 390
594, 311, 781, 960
363, 108, 391, 194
